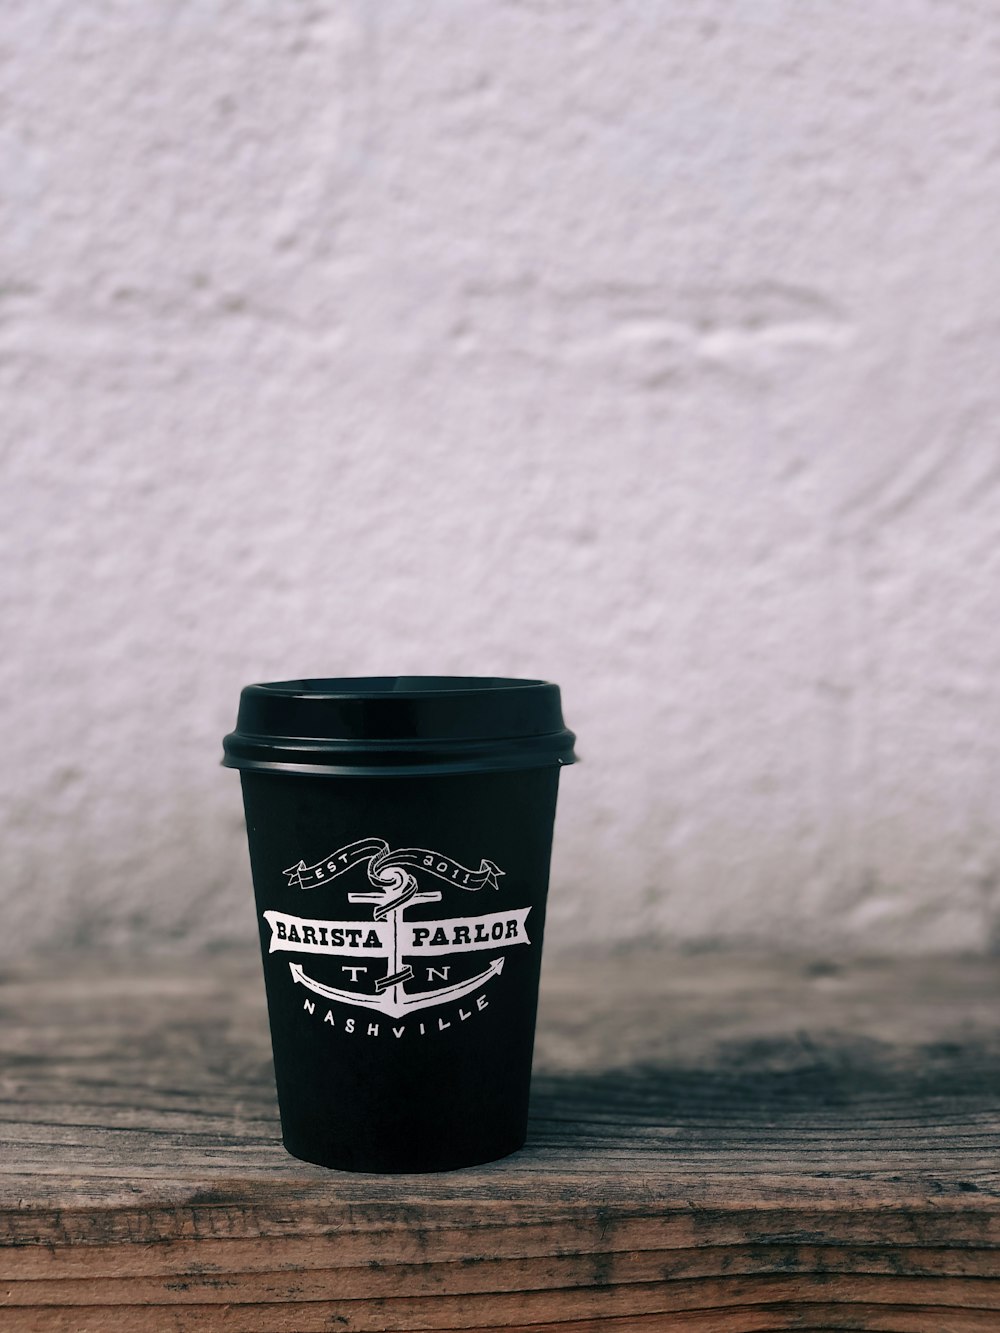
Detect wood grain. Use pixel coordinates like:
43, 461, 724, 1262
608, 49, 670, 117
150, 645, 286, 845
1, 950, 997, 1330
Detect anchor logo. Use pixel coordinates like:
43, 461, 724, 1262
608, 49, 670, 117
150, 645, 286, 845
264, 839, 529, 1020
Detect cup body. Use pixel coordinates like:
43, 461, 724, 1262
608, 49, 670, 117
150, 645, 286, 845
240, 764, 560, 1171
224, 677, 575, 1172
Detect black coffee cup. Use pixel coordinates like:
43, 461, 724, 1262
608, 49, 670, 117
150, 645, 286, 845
222, 676, 576, 1172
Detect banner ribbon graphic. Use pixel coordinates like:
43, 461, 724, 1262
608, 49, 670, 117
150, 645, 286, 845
284, 838, 504, 900
263, 907, 531, 958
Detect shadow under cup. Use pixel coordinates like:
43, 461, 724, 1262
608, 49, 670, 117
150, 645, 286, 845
223, 677, 576, 1173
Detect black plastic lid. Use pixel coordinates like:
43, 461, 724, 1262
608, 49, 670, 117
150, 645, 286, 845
222, 676, 577, 777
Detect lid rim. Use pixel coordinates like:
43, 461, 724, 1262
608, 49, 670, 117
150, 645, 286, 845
222, 753, 576, 778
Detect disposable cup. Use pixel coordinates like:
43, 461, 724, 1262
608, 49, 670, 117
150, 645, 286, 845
222, 676, 576, 1172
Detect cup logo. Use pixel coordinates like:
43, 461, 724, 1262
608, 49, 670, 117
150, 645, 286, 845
265, 838, 528, 1032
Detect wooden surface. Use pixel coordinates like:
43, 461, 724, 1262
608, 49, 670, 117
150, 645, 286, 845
1, 950, 998, 1331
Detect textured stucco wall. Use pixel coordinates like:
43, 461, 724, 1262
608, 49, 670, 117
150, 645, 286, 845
3, 1, 1000, 958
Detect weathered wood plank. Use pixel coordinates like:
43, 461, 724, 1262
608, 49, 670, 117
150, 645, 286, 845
6, 1257, 1000, 1306
6, 1295, 1000, 1333
0, 950, 997, 1331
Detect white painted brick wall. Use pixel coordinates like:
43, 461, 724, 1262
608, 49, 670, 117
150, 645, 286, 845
3, 1, 1000, 957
